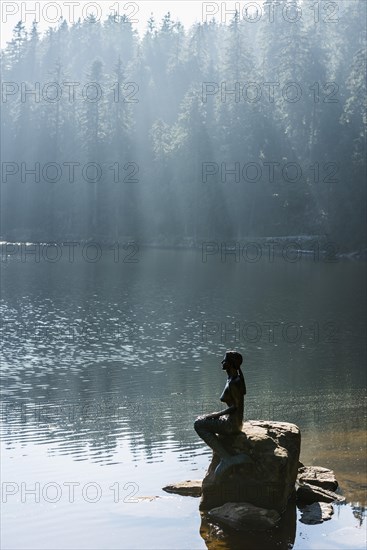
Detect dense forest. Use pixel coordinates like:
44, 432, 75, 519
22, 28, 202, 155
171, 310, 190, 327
1, 0, 366, 252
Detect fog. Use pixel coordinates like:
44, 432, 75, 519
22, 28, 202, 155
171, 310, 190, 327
1, 0, 366, 252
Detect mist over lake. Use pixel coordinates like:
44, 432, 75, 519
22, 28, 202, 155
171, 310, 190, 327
1, 1, 366, 549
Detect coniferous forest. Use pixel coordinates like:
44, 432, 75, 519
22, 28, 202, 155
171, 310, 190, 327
1, 0, 366, 252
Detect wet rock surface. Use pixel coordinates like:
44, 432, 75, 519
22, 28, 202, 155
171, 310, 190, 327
167, 426, 345, 533
208, 502, 281, 531
297, 466, 338, 492
200, 421, 301, 513
162, 480, 202, 497
296, 482, 345, 504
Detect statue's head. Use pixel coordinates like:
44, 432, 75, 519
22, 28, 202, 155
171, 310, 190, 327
221, 350, 243, 371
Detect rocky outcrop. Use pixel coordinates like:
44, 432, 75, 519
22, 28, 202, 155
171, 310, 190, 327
200, 420, 300, 513
297, 466, 338, 491
208, 502, 281, 531
296, 482, 345, 504
163, 426, 343, 533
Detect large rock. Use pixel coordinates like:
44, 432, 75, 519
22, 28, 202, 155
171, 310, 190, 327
200, 420, 300, 513
296, 482, 345, 504
297, 466, 338, 491
208, 502, 281, 531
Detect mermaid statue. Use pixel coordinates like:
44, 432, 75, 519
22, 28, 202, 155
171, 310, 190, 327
194, 351, 253, 479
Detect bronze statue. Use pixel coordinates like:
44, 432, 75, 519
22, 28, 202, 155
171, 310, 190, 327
194, 351, 253, 478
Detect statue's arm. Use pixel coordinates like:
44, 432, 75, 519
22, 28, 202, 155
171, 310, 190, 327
206, 405, 236, 419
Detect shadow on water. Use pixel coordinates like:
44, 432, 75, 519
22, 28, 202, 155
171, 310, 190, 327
200, 499, 297, 550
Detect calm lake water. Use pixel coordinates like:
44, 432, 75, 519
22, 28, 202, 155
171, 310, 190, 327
1, 246, 366, 549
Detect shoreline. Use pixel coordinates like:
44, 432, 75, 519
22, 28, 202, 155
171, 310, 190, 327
1, 237, 366, 262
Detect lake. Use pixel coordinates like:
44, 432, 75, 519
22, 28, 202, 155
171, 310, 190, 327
1, 245, 366, 549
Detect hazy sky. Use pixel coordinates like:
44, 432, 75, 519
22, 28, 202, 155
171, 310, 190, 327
1, 1, 264, 48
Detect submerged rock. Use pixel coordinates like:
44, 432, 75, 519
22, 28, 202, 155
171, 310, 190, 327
162, 480, 202, 497
200, 420, 300, 513
297, 466, 338, 491
296, 482, 345, 504
299, 502, 334, 524
208, 502, 281, 531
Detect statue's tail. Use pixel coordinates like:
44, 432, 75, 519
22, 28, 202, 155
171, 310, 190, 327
214, 453, 254, 479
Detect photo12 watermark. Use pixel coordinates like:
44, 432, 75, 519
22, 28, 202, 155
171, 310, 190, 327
200, 320, 340, 344
201, 241, 340, 263
1, 481, 140, 503
201, 1, 341, 24
1, 398, 140, 424
1, 2, 140, 25
202, 81, 339, 104
2, 81, 139, 104
0, 241, 140, 263
201, 161, 339, 184
2, 161, 139, 184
